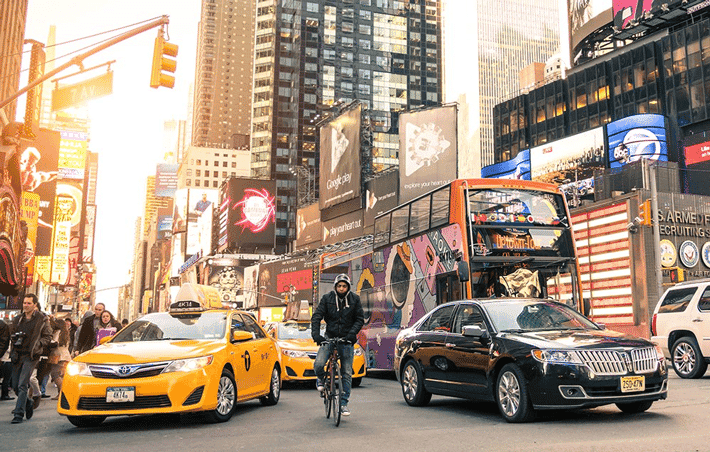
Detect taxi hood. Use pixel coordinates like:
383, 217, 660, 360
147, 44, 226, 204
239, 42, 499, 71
277, 338, 318, 352
75, 340, 226, 364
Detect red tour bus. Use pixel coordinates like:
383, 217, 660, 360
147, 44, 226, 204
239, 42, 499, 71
320, 178, 583, 371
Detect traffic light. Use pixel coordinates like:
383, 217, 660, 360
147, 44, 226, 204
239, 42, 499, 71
669, 267, 685, 283
150, 36, 178, 88
638, 199, 652, 226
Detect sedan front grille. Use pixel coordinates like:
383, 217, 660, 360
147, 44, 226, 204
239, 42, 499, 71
577, 347, 658, 375
88, 362, 170, 379
306, 352, 317, 360
78, 395, 171, 411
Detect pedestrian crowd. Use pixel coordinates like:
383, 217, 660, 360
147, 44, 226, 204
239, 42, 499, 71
0, 294, 126, 424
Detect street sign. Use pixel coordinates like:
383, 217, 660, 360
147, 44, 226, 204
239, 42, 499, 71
51, 71, 113, 111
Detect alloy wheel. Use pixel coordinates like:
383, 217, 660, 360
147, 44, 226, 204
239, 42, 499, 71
402, 364, 418, 402
674, 342, 697, 375
216, 375, 236, 415
498, 370, 521, 418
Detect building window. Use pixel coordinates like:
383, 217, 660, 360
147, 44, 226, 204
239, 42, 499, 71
196, 159, 201, 165
195, 180, 201, 187
223, 161, 228, 167
187, 169, 192, 176
214, 171, 219, 177
232, 162, 237, 168
214, 161, 219, 166
213, 181, 219, 188
186, 179, 192, 186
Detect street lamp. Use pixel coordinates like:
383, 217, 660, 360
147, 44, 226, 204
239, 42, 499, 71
289, 165, 315, 207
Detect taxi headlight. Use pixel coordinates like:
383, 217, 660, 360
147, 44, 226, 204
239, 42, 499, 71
282, 349, 309, 358
66, 361, 92, 377
163, 355, 214, 373
354, 345, 364, 356
531, 349, 582, 364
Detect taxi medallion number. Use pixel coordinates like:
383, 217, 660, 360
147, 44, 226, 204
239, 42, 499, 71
106, 386, 135, 403
620, 376, 645, 393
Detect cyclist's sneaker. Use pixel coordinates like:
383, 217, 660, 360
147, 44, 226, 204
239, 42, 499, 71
316, 378, 324, 394
340, 405, 350, 416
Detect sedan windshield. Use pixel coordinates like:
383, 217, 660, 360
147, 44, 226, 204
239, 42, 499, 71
112, 312, 227, 342
485, 301, 598, 332
278, 322, 325, 340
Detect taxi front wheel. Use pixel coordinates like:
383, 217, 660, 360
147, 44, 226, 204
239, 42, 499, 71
207, 368, 237, 423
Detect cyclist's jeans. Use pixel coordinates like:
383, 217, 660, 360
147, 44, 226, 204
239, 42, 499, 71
314, 341, 354, 405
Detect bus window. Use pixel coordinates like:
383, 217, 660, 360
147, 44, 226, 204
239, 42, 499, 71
409, 196, 431, 235
431, 186, 450, 227
391, 205, 410, 242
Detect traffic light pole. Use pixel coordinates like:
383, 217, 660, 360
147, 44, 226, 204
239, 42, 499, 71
0, 15, 170, 111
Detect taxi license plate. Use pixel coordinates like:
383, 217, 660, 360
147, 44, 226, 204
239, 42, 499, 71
106, 387, 135, 403
620, 376, 645, 393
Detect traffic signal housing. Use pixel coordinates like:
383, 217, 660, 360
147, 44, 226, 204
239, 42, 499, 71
150, 36, 178, 88
669, 267, 685, 284
639, 199, 652, 226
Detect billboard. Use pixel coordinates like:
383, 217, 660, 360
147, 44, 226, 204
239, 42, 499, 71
20, 192, 40, 285
399, 105, 458, 203
83, 204, 96, 263
607, 114, 668, 169
530, 127, 605, 185
295, 203, 321, 249
155, 163, 179, 198
218, 178, 277, 252
257, 256, 314, 308
684, 135, 710, 196
319, 105, 362, 209
322, 209, 364, 246
569, 0, 613, 50
20, 129, 60, 256
173, 188, 218, 258
364, 170, 399, 226
613, 0, 685, 30
685, 140, 710, 166
58, 131, 88, 180
207, 261, 244, 307
481, 150, 531, 180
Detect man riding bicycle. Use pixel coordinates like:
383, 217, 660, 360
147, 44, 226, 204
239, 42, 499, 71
311, 273, 364, 417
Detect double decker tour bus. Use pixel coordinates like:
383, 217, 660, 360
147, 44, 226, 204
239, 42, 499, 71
319, 179, 583, 371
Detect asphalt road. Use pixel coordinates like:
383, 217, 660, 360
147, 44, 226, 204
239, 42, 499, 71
1, 372, 710, 452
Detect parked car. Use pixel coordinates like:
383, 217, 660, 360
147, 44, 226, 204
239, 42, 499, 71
652, 279, 710, 378
394, 299, 668, 423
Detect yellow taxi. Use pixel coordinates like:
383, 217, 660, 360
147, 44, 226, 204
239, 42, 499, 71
58, 284, 281, 427
265, 320, 366, 387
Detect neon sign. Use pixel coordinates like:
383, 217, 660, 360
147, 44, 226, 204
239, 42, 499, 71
233, 188, 276, 233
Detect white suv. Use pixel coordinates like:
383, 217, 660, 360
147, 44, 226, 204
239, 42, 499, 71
652, 279, 710, 378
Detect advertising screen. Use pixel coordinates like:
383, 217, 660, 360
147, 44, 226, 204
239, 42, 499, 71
20, 129, 60, 256
155, 163, 179, 198
58, 131, 87, 180
319, 105, 362, 209
481, 150, 531, 180
613, 0, 684, 30
219, 178, 277, 252
607, 114, 668, 169
322, 209, 364, 246
295, 203, 321, 249
685, 140, 710, 166
569, 0, 613, 50
684, 134, 710, 196
257, 256, 314, 307
530, 127, 605, 184
398, 105, 458, 203
364, 170, 399, 226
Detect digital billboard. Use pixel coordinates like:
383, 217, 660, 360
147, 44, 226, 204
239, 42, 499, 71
613, 0, 685, 30
319, 104, 362, 209
607, 114, 668, 168
20, 128, 60, 256
569, 0, 613, 50
399, 105, 458, 203
219, 178, 277, 252
530, 127, 605, 185
295, 202, 321, 250
322, 209, 364, 246
481, 150, 531, 180
257, 256, 314, 308
207, 261, 244, 307
58, 131, 87, 180
364, 170, 399, 226
685, 140, 710, 166
684, 134, 710, 196
155, 163, 179, 198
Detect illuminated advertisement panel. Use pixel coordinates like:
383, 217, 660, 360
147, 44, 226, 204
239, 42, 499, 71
364, 170, 399, 227
481, 150, 531, 180
613, 0, 685, 30
155, 163, 179, 198
83, 204, 96, 263
685, 141, 710, 166
295, 203, 321, 249
319, 105, 362, 209
257, 256, 314, 307
530, 127, 605, 185
20, 129, 60, 256
58, 131, 87, 180
219, 178, 277, 251
569, 0, 613, 50
20, 192, 40, 285
322, 209, 364, 246
607, 114, 668, 169
684, 135, 710, 196
398, 105, 458, 203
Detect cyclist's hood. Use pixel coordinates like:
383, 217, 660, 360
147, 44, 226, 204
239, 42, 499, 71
333, 273, 351, 291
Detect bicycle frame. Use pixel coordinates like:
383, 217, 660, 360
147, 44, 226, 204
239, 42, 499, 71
322, 338, 345, 426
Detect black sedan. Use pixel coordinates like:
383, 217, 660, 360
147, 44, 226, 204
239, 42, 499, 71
394, 299, 668, 422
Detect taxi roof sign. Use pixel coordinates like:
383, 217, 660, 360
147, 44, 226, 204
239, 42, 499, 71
170, 283, 223, 313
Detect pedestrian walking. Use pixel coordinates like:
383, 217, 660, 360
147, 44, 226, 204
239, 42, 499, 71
73, 303, 105, 356
48, 317, 71, 400
0, 319, 12, 401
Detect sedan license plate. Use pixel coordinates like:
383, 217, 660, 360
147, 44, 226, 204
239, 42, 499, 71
106, 387, 135, 403
620, 376, 645, 393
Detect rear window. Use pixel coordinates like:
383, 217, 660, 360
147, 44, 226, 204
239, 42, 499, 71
658, 287, 698, 313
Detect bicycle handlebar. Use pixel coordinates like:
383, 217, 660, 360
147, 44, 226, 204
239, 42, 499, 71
320, 337, 351, 345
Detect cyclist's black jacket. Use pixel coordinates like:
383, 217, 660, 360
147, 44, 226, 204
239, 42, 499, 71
311, 290, 364, 341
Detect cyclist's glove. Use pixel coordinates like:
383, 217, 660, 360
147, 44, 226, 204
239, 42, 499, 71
314, 335, 326, 345
346, 334, 357, 344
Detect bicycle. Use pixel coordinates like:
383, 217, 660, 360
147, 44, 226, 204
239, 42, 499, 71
321, 337, 347, 426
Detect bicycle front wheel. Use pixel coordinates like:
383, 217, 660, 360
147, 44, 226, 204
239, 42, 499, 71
324, 373, 332, 419
334, 361, 342, 426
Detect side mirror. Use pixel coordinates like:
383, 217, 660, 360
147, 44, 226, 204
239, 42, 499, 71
99, 336, 113, 345
269, 330, 276, 338
457, 260, 470, 283
596, 323, 606, 330
462, 325, 488, 340
232, 331, 254, 342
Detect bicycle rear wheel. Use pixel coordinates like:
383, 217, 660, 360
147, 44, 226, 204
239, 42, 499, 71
334, 361, 342, 426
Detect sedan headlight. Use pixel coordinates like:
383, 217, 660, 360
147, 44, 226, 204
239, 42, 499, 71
354, 345, 364, 356
66, 361, 92, 377
532, 349, 583, 364
282, 349, 310, 358
654, 344, 667, 374
163, 355, 213, 373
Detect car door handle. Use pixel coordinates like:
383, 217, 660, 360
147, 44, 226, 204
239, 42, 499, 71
693, 318, 703, 322
445, 343, 455, 348
413, 340, 422, 345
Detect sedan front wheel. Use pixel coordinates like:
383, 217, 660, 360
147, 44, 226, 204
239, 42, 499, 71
496, 363, 534, 423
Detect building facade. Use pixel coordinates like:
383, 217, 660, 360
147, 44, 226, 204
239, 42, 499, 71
251, 0, 444, 251
0, 0, 29, 124
178, 145, 251, 190
192, 0, 255, 149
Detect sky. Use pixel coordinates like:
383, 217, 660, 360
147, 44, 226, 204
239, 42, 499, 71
22, 1, 201, 314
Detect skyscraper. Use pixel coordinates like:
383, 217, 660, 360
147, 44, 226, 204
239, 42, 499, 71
0, 0, 29, 124
252, 0, 443, 251
444, 0, 561, 174
192, 0, 255, 149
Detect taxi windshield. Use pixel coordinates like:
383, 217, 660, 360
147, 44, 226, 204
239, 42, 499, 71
112, 312, 227, 342
278, 322, 324, 340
